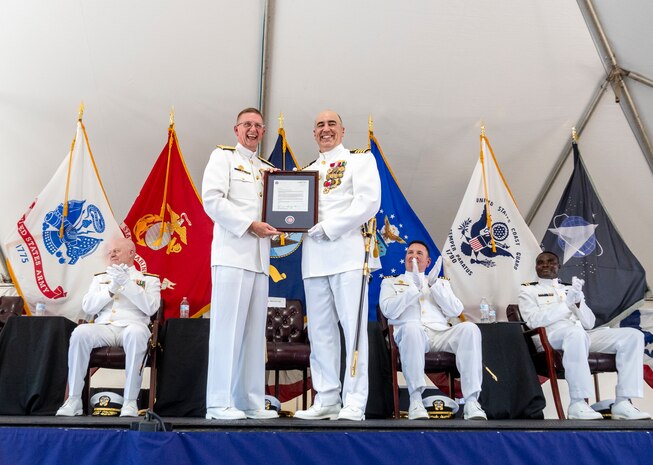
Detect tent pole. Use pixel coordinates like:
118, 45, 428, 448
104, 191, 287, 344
525, 76, 609, 224
579, 0, 653, 172
624, 69, 653, 89
258, 0, 273, 156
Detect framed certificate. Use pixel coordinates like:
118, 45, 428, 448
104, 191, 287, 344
262, 170, 318, 232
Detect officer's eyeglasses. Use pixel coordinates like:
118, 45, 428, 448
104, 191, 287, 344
236, 121, 265, 130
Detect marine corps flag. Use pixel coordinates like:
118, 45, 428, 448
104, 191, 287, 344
443, 130, 540, 321
122, 124, 212, 319
368, 129, 442, 320
3, 115, 122, 322
541, 139, 647, 326
266, 126, 306, 312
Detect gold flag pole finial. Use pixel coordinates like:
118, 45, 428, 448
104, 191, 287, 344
77, 102, 85, 122
368, 115, 374, 133
480, 121, 486, 136
278, 112, 284, 130
571, 127, 578, 142
169, 107, 175, 129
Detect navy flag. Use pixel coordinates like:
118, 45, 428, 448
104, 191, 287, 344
367, 131, 441, 320
266, 127, 306, 312
541, 140, 648, 326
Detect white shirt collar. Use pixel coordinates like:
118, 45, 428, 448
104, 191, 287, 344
236, 143, 256, 159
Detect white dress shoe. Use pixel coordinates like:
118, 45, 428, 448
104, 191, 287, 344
463, 399, 487, 420
206, 407, 247, 420
408, 400, 429, 420
245, 409, 279, 419
120, 400, 140, 417
611, 401, 651, 420
293, 403, 341, 420
567, 401, 603, 420
337, 405, 365, 421
56, 397, 83, 417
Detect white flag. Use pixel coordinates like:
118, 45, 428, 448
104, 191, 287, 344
3, 121, 122, 321
443, 133, 540, 321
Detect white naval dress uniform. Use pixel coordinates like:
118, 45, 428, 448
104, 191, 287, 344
519, 278, 644, 400
380, 274, 483, 402
67, 266, 161, 401
302, 144, 381, 411
202, 143, 271, 412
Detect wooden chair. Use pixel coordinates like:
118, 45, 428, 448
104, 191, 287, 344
376, 306, 459, 419
0, 296, 24, 330
81, 301, 165, 415
506, 304, 617, 419
265, 299, 311, 409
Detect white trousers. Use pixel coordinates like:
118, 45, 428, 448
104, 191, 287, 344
394, 321, 483, 402
67, 323, 150, 401
546, 325, 644, 400
303, 270, 369, 410
206, 266, 268, 412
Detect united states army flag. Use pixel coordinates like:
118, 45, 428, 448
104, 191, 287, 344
3, 120, 122, 321
443, 131, 540, 321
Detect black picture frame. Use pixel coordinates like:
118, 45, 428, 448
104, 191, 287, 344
262, 170, 319, 232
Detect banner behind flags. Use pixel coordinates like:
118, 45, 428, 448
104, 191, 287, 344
541, 141, 647, 326
368, 132, 442, 320
3, 120, 122, 321
443, 132, 540, 321
122, 128, 213, 319
267, 128, 306, 313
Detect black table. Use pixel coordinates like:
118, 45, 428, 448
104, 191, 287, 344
154, 319, 394, 418
478, 322, 545, 419
0, 316, 76, 415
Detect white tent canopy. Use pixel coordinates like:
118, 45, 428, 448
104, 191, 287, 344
2, 0, 653, 298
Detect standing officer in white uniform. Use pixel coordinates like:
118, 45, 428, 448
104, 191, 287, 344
294, 110, 381, 421
202, 108, 280, 420
519, 251, 651, 420
56, 237, 161, 417
380, 240, 487, 420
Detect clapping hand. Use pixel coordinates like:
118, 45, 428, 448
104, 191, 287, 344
427, 256, 443, 287
566, 276, 585, 306
410, 258, 423, 290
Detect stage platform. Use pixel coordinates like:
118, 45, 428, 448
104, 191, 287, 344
0, 416, 651, 465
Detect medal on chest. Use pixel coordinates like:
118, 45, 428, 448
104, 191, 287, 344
323, 160, 346, 194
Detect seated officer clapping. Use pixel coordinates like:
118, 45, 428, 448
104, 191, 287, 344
56, 237, 161, 417
379, 240, 486, 420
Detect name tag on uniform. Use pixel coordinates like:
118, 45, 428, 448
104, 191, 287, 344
538, 293, 554, 297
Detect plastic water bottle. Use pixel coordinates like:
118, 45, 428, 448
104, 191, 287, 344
479, 298, 489, 323
488, 306, 496, 323
35, 301, 46, 317
180, 297, 190, 319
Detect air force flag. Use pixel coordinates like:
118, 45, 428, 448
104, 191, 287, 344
541, 140, 648, 326
444, 132, 540, 321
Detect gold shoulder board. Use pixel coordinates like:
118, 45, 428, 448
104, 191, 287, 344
350, 148, 370, 154
217, 145, 236, 151
258, 157, 275, 168
301, 159, 317, 170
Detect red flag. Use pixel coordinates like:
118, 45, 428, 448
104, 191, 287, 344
122, 127, 212, 319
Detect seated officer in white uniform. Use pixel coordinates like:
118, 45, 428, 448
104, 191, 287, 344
519, 251, 650, 420
380, 240, 487, 420
56, 237, 161, 417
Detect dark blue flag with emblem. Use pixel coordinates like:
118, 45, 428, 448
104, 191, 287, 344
541, 140, 648, 326
367, 130, 441, 320
266, 127, 306, 312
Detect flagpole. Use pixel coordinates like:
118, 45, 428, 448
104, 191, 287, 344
479, 124, 497, 253
59, 103, 84, 239
278, 112, 286, 171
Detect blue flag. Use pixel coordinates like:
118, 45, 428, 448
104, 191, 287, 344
367, 132, 442, 320
541, 141, 648, 326
267, 128, 306, 311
